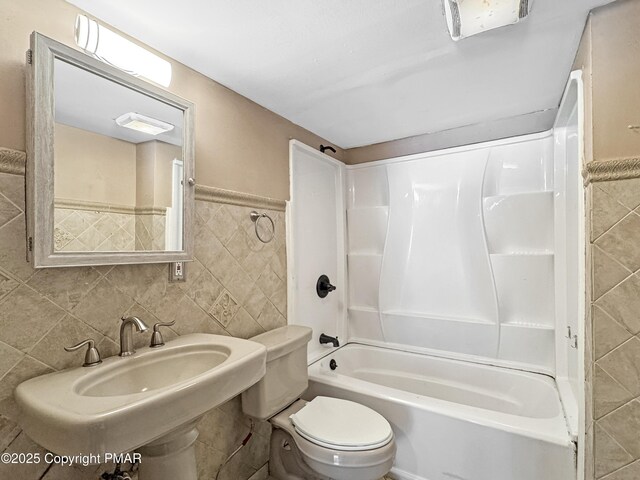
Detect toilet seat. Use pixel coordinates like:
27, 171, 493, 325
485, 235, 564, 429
290, 396, 393, 451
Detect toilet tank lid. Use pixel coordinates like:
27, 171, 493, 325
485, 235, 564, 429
250, 325, 312, 362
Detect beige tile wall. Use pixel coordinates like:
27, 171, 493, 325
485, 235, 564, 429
0, 170, 286, 480
54, 209, 170, 252
54, 208, 136, 252
589, 178, 640, 479
134, 214, 166, 251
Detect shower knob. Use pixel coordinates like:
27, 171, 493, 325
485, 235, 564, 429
316, 274, 336, 298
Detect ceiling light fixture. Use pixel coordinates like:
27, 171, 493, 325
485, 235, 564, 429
115, 112, 174, 135
74, 14, 172, 87
443, 0, 533, 41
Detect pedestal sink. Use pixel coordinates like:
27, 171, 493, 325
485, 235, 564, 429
15, 334, 267, 480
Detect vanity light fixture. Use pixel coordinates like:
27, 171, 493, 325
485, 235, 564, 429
74, 14, 172, 87
443, 0, 533, 41
115, 112, 174, 135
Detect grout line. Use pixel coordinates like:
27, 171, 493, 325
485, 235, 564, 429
0, 355, 24, 385
592, 364, 635, 418
599, 458, 640, 480
24, 314, 67, 361
37, 462, 55, 480
597, 396, 639, 423
0, 190, 23, 217
592, 304, 636, 342
591, 247, 634, 302
593, 207, 639, 243
597, 335, 639, 361
597, 179, 640, 211
593, 182, 635, 215
593, 270, 638, 304
594, 244, 634, 276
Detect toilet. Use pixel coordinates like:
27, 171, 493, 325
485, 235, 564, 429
241, 325, 396, 480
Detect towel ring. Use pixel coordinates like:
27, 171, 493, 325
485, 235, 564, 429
250, 211, 275, 243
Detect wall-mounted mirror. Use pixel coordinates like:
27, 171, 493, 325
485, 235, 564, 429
27, 32, 195, 268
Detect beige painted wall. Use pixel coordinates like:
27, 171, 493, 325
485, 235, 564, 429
590, 0, 640, 162
573, 0, 640, 163
135, 141, 156, 208
0, 0, 343, 201
55, 123, 180, 209
54, 123, 137, 205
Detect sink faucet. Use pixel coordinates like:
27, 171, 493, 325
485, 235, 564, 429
119, 316, 149, 357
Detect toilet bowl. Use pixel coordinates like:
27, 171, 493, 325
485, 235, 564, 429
241, 325, 396, 480
270, 398, 396, 480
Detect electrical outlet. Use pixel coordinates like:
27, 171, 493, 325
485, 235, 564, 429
169, 262, 186, 282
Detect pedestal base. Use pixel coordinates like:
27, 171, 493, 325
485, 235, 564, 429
137, 421, 200, 480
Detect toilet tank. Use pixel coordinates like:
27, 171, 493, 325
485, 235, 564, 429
241, 325, 312, 420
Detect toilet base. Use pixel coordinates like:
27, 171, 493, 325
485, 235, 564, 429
270, 428, 328, 480
269, 426, 394, 480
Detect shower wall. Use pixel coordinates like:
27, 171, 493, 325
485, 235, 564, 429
288, 141, 347, 362
346, 132, 557, 374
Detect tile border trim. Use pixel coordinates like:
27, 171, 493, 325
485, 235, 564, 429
55, 198, 137, 215
0, 147, 287, 211
54, 199, 166, 216
584, 157, 640, 185
0, 147, 26, 176
195, 185, 286, 211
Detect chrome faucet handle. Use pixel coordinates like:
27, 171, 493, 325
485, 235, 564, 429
65, 339, 102, 367
150, 320, 176, 348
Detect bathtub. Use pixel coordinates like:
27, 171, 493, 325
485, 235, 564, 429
304, 344, 575, 480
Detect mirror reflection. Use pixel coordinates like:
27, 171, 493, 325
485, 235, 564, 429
53, 58, 185, 253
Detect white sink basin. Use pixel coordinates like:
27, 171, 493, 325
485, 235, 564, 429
15, 334, 267, 457
76, 345, 231, 397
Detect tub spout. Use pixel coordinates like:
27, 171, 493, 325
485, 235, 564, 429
319, 333, 339, 348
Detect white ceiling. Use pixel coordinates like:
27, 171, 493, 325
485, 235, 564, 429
55, 58, 183, 146
66, 0, 614, 149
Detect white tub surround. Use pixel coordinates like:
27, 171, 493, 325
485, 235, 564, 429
346, 132, 557, 375
306, 344, 575, 480
288, 142, 347, 362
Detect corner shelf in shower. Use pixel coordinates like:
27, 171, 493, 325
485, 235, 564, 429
348, 306, 379, 313
381, 310, 495, 325
482, 184, 555, 336
484, 190, 553, 201
347, 206, 390, 211
490, 252, 554, 257
500, 321, 555, 330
